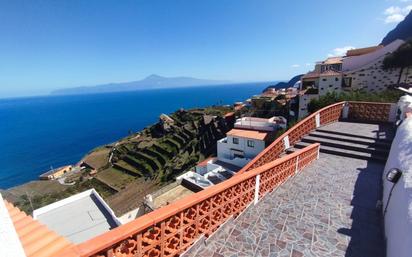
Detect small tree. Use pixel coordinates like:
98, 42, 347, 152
383, 40, 412, 86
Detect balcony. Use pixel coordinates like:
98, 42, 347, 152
7, 100, 410, 257
184, 121, 391, 257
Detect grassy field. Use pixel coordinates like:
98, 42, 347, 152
81, 146, 111, 170
96, 167, 135, 190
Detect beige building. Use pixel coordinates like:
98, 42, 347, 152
298, 39, 411, 118
39, 165, 73, 180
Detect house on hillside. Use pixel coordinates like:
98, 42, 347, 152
39, 165, 73, 180
298, 39, 412, 118
217, 128, 273, 167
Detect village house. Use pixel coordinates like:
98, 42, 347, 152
298, 39, 412, 118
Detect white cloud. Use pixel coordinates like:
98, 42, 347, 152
384, 5, 412, 23
291, 64, 300, 68
305, 63, 312, 66
328, 46, 355, 57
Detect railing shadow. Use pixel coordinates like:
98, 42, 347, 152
338, 159, 386, 257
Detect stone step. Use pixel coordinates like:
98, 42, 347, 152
294, 141, 387, 163
301, 135, 390, 156
315, 128, 393, 143
309, 131, 392, 149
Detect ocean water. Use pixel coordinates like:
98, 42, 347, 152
0, 82, 270, 189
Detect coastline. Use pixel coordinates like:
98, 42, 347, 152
3, 104, 239, 215
0, 82, 271, 189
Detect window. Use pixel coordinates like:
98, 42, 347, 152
335, 77, 339, 81
232, 137, 239, 144
247, 140, 254, 147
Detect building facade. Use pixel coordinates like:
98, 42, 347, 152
298, 39, 412, 118
217, 128, 270, 167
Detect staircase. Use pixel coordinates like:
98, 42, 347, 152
291, 125, 393, 163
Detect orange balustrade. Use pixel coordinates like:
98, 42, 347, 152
239, 102, 345, 173
75, 143, 320, 257
347, 101, 393, 123
238, 101, 393, 174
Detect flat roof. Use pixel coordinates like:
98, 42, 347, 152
227, 129, 269, 141
35, 192, 118, 244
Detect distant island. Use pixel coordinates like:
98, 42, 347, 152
51, 74, 230, 95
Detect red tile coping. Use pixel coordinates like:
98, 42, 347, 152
4, 200, 77, 257
74, 143, 320, 257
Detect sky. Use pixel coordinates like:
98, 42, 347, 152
0, 0, 411, 98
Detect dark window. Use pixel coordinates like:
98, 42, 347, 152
329, 85, 333, 87
247, 140, 254, 148
233, 153, 244, 159
335, 77, 339, 81
232, 137, 239, 144
322, 78, 327, 81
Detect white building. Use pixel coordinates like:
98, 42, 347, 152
217, 128, 272, 167
298, 39, 412, 118
178, 116, 280, 189
32, 189, 121, 243
234, 116, 287, 131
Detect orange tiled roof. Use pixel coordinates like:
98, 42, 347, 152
197, 157, 215, 167
227, 128, 269, 140
322, 57, 343, 64
302, 71, 320, 79
303, 70, 341, 79
4, 200, 77, 257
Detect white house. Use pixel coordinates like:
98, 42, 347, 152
217, 128, 272, 167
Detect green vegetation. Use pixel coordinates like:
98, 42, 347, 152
307, 90, 402, 113
383, 39, 412, 85
96, 168, 135, 190
111, 108, 233, 184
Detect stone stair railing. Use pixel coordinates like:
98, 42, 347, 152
237, 101, 396, 174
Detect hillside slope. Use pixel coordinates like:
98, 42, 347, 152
382, 11, 412, 45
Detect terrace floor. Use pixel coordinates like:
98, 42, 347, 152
184, 122, 392, 257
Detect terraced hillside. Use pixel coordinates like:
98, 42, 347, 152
6, 106, 235, 216
110, 107, 234, 184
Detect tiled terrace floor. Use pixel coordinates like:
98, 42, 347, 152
185, 154, 385, 257
184, 121, 393, 257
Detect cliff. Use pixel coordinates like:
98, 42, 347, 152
382, 11, 412, 45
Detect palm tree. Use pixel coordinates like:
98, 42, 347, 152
383, 40, 412, 86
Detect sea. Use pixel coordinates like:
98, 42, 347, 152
0, 82, 272, 189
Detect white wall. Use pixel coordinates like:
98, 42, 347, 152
0, 194, 26, 257
343, 40, 404, 72
318, 75, 342, 95
383, 117, 412, 257
298, 94, 319, 119
217, 136, 265, 166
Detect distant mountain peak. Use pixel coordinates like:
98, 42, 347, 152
144, 74, 164, 80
